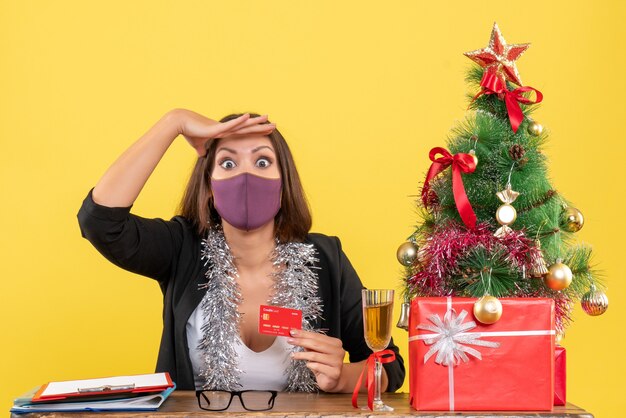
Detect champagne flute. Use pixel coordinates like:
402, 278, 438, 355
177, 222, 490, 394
361, 289, 395, 412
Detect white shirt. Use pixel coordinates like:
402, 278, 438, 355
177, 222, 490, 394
187, 303, 291, 390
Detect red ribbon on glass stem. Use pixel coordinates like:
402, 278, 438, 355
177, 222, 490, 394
472, 71, 543, 133
351, 349, 396, 410
421, 147, 477, 229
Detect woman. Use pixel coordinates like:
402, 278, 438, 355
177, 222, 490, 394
77, 109, 405, 393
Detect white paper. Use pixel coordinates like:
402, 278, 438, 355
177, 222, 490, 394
40, 372, 170, 397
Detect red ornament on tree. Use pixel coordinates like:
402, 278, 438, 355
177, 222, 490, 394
465, 22, 543, 133
421, 147, 477, 229
464, 22, 529, 91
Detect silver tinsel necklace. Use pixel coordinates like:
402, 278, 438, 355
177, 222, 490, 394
197, 226, 322, 392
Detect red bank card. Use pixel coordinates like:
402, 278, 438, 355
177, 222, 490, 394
258, 305, 302, 337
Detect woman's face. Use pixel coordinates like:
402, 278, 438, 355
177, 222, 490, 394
211, 135, 280, 180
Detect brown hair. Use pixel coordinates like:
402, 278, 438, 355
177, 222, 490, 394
178, 113, 312, 242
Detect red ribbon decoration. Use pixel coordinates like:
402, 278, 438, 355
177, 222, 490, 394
472, 71, 543, 133
480, 70, 506, 93
421, 147, 477, 229
503, 86, 543, 132
351, 349, 396, 410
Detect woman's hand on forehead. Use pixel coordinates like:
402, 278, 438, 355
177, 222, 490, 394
173, 109, 276, 156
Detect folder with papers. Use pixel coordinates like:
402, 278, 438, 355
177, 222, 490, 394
31, 372, 174, 402
11, 385, 175, 414
10, 372, 175, 414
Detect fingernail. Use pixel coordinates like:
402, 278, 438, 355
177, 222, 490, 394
289, 329, 298, 337
287, 338, 295, 344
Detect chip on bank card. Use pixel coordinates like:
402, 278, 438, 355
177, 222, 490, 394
258, 305, 302, 337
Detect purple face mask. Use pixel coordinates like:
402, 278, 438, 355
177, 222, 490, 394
211, 173, 282, 231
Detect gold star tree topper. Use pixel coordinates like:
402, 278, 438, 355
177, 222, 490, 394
464, 23, 530, 88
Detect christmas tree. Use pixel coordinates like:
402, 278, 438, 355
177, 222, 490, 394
397, 23, 608, 336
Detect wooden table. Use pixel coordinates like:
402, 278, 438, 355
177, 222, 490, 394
11, 391, 593, 417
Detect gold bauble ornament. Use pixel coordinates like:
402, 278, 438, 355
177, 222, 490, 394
581, 285, 609, 316
396, 241, 419, 266
527, 121, 544, 136
473, 295, 503, 324
469, 149, 479, 166
544, 259, 573, 290
561, 206, 584, 233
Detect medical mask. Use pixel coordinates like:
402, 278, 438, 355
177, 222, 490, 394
211, 173, 282, 231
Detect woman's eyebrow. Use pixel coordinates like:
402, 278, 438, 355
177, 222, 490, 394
217, 145, 274, 154
252, 145, 275, 153
216, 147, 237, 154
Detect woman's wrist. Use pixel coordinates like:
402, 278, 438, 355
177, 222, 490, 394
331, 361, 363, 393
163, 108, 189, 136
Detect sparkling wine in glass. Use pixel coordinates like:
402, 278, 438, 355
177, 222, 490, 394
361, 289, 394, 412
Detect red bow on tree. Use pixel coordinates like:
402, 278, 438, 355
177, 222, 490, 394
421, 147, 477, 229
351, 349, 396, 411
473, 71, 543, 133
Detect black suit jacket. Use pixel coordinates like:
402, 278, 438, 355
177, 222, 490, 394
77, 190, 405, 391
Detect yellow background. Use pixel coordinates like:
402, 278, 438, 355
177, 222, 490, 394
1, 1, 624, 416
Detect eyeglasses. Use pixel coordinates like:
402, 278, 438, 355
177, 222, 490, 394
195, 390, 278, 411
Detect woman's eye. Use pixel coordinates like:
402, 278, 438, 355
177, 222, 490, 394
256, 158, 271, 168
220, 159, 237, 169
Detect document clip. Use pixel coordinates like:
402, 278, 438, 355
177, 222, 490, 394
77, 384, 136, 393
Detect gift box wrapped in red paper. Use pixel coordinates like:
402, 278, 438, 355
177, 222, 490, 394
409, 297, 555, 411
554, 345, 566, 406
